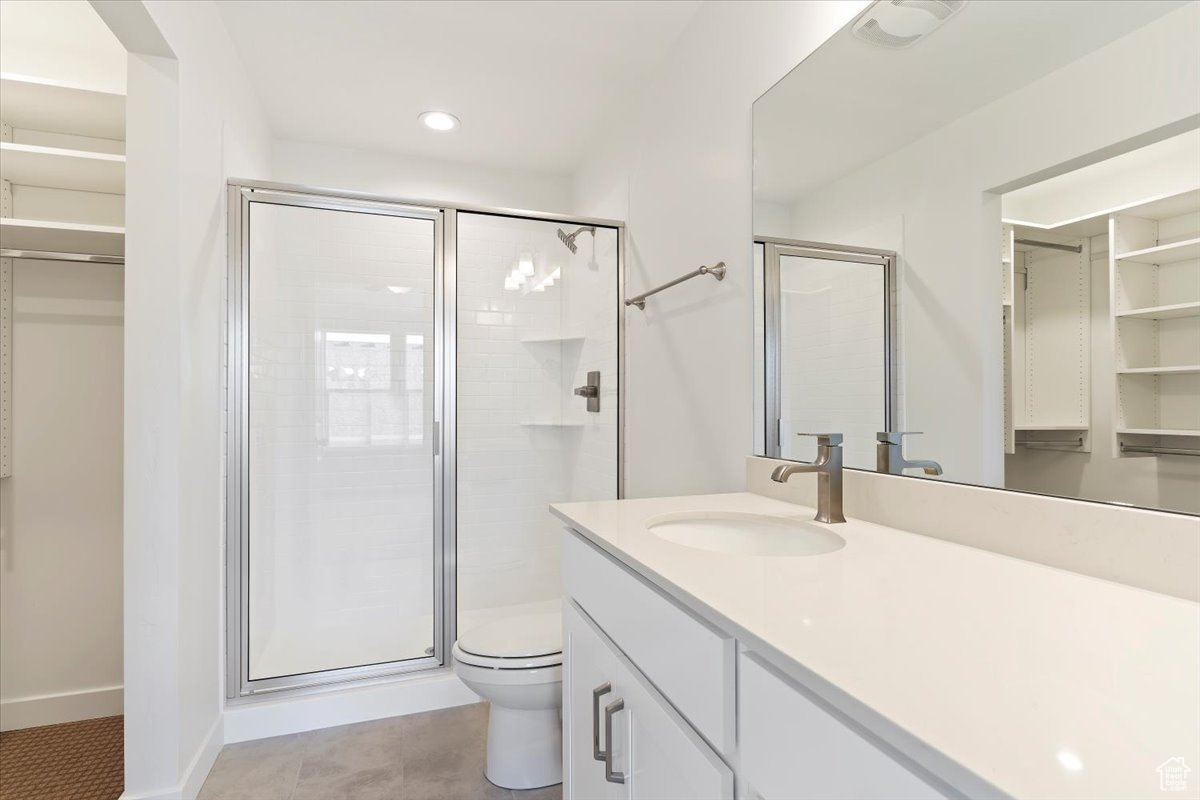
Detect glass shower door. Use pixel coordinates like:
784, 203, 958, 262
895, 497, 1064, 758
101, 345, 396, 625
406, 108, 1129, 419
239, 192, 442, 688
454, 213, 620, 636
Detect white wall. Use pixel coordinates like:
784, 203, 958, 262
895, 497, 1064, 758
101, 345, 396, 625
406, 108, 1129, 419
96, 0, 273, 796
0, 261, 124, 730
571, 0, 871, 497
784, 3, 1200, 487
0, 0, 127, 93
272, 140, 571, 213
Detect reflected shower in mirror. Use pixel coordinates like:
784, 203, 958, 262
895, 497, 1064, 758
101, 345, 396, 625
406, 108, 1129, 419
753, 0, 1200, 514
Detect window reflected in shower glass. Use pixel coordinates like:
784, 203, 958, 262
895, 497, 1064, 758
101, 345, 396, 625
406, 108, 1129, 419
319, 331, 427, 448
778, 255, 886, 470
247, 202, 436, 681
454, 213, 619, 640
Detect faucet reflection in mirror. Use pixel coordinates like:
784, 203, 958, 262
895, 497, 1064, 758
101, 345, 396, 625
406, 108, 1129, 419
876, 432, 943, 476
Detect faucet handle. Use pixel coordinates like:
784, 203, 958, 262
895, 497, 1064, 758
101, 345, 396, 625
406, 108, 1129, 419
797, 432, 843, 447
877, 431, 923, 444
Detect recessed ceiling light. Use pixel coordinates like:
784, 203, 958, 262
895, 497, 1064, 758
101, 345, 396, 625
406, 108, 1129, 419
419, 111, 460, 132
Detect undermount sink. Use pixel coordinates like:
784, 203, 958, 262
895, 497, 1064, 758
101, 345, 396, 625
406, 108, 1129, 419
646, 511, 846, 557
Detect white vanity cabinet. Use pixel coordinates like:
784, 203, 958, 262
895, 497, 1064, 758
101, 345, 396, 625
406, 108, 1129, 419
564, 601, 734, 800
562, 529, 949, 800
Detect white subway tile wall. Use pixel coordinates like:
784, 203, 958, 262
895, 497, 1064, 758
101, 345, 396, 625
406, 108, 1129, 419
456, 214, 618, 633
247, 203, 437, 680
779, 257, 886, 470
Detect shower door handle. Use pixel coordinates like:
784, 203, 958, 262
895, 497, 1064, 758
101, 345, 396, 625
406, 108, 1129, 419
574, 371, 601, 412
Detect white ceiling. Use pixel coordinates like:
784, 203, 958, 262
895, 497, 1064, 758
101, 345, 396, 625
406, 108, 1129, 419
217, 0, 702, 175
754, 0, 1189, 205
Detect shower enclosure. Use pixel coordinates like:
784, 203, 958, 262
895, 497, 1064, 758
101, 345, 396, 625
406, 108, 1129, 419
225, 182, 623, 697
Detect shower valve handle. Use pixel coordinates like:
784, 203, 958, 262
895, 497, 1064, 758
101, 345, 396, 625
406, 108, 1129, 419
574, 371, 601, 412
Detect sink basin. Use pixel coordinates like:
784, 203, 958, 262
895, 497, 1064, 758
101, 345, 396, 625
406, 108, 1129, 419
646, 511, 845, 557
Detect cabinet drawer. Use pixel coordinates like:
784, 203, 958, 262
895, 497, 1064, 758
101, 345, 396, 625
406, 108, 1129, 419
739, 651, 946, 800
563, 530, 735, 754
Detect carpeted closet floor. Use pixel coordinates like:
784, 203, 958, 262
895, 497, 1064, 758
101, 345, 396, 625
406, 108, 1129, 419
0, 715, 123, 800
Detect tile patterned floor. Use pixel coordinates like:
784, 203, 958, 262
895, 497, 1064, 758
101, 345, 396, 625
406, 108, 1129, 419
199, 703, 562, 800
0, 715, 123, 800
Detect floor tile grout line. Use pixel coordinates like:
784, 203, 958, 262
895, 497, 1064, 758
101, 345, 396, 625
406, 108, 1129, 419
286, 734, 305, 800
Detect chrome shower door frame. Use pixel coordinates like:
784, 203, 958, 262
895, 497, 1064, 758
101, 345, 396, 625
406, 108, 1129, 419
227, 180, 626, 700
758, 237, 898, 459
226, 185, 447, 697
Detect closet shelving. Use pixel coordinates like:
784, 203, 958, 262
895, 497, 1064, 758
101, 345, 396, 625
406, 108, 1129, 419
0, 142, 125, 194
0, 72, 126, 257
0, 74, 125, 139
1109, 190, 1200, 455
0, 75, 126, 477
1005, 223, 1092, 452
0, 217, 123, 256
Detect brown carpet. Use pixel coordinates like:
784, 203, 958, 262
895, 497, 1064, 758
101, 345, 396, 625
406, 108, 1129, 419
0, 715, 122, 800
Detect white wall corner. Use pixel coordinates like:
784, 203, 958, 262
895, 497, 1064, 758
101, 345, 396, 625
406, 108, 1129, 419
117, 713, 222, 800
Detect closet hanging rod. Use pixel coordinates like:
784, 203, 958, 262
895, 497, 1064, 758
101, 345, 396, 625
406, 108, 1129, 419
1121, 444, 1200, 457
0, 248, 124, 265
1014, 238, 1082, 254
625, 262, 726, 310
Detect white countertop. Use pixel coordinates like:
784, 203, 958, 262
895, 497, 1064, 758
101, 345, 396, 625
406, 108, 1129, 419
551, 492, 1200, 800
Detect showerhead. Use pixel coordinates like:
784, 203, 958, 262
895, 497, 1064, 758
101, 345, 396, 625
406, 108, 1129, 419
556, 226, 596, 254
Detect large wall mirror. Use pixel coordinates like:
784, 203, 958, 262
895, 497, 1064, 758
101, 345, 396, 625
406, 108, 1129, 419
753, 0, 1200, 514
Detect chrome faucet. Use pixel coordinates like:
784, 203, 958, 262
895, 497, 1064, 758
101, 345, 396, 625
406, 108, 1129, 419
876, 431, 943, 476
770, 433, 846, 524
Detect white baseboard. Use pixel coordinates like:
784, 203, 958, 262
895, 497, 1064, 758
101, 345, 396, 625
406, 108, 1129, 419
181, 714, 224, 800
119, 713, 224, 800
0, 685, 123, 731
224, 669, 479, 744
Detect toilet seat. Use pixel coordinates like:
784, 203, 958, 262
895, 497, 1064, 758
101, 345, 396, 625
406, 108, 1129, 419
455, 611, 562, 670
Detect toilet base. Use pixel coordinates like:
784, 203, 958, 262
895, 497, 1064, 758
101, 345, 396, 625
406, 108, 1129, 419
484, 704, 563, 790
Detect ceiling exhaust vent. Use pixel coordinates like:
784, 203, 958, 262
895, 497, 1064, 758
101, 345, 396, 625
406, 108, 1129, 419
852, 0, 967, 49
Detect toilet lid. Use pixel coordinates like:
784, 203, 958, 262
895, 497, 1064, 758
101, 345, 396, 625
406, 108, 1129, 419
457, 611, 562, 660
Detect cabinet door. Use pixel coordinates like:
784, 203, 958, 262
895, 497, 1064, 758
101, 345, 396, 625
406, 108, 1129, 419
621, 647, 733, 800
565, 601, 627, 800
564, 601, 732, 800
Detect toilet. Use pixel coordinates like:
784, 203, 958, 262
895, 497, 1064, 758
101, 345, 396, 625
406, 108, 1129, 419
452, 610, 563, 790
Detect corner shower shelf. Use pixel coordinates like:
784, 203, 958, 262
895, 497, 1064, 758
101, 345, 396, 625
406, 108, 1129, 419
0, 217, 124, 256
1115, 301, 1200, 320
1115, 237, 1200, 264
1117, 365, 1200, 375
519, 334, 585, 344
0, 142, 125, 194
